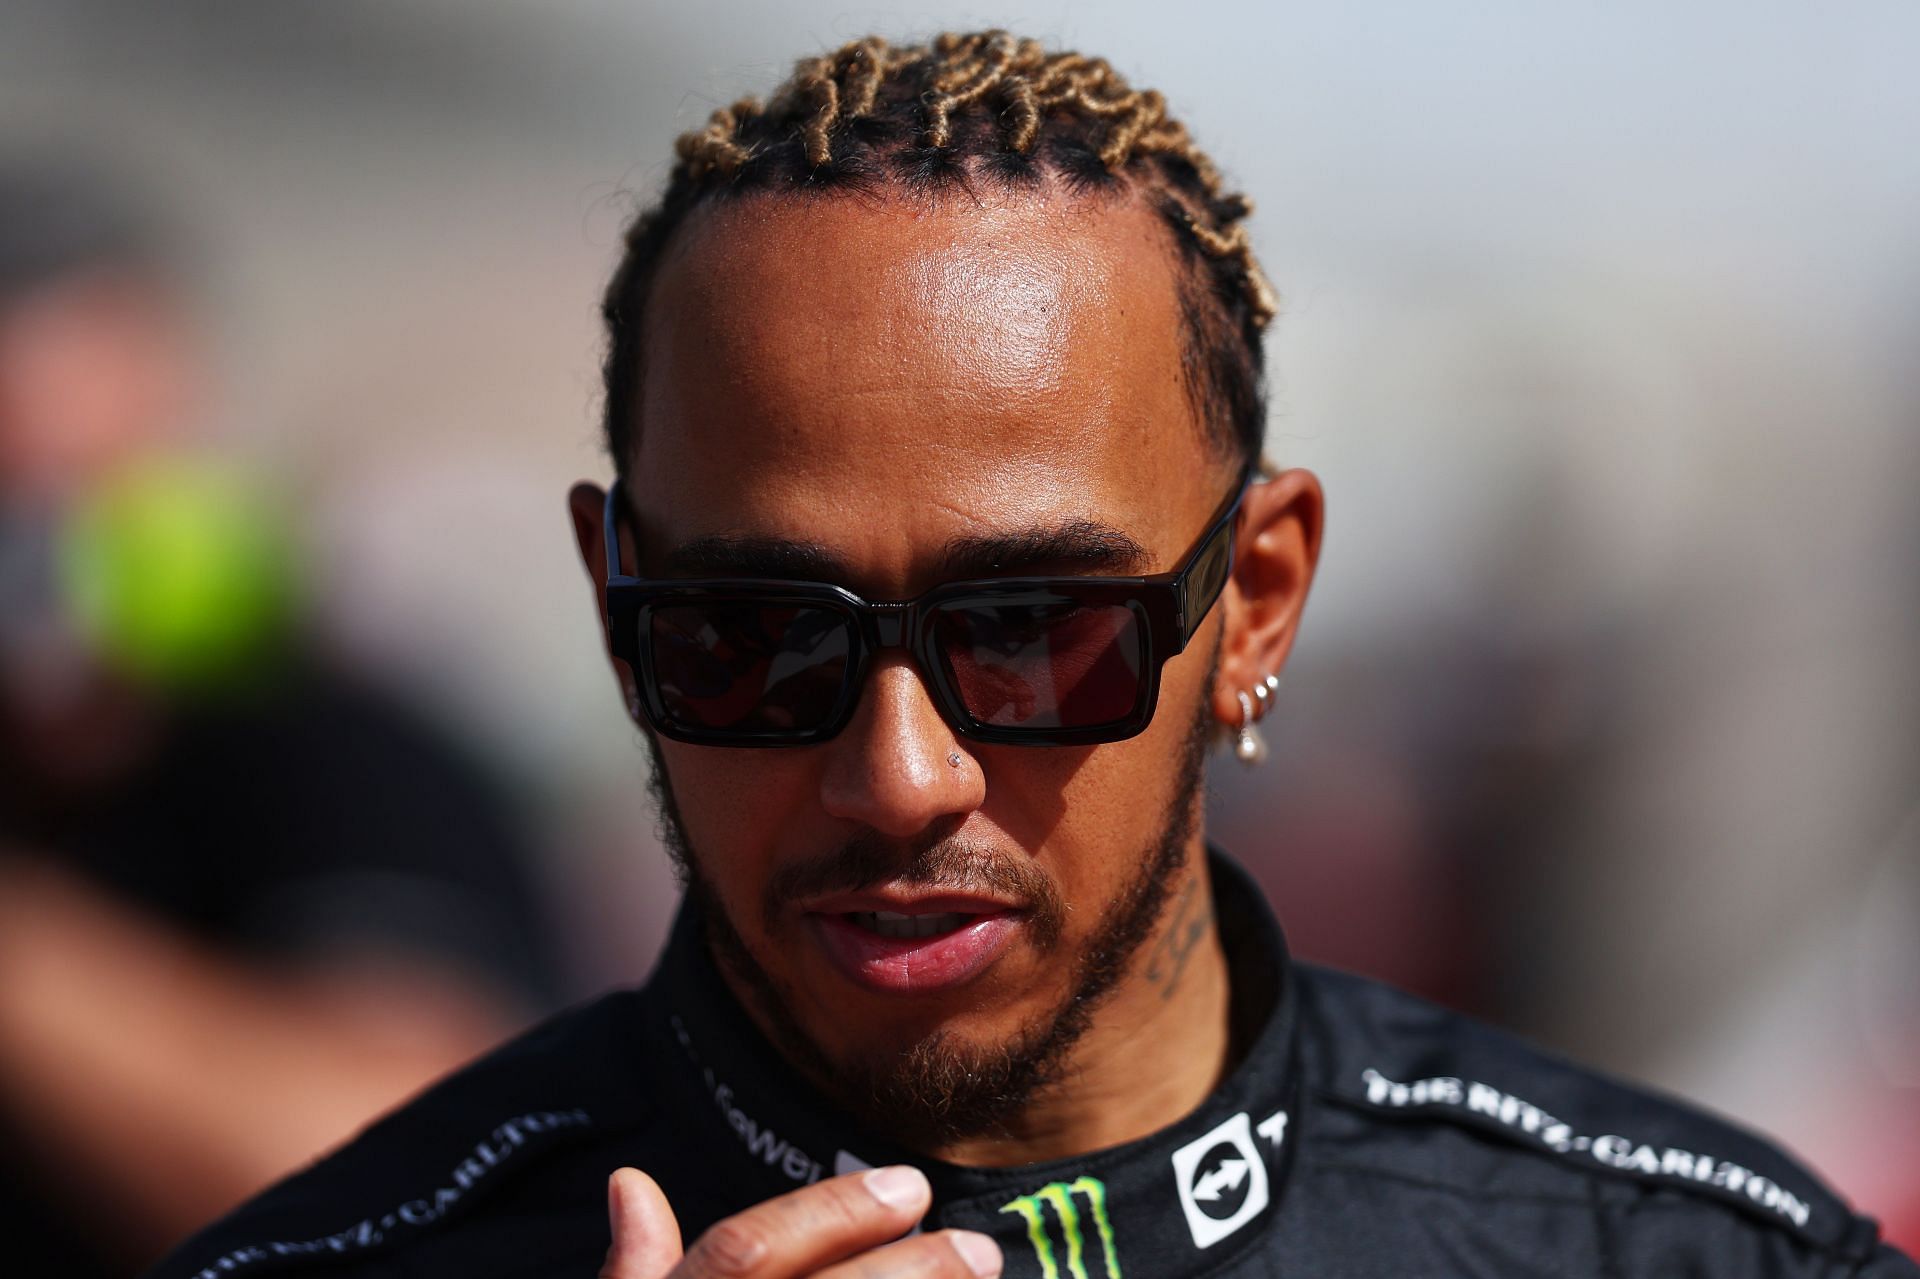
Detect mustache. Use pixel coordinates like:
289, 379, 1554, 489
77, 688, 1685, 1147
764, 827, 1065, 950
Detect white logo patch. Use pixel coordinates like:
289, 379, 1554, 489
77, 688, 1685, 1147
1170, 1111, 1270, 1250
1358, 1068, 1815, 1230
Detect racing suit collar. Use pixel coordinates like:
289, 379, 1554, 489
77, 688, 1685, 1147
648, 845, 1301, 1278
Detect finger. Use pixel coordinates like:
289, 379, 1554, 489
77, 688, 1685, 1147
674, 1165, 930, 1279
600, 1168, 684, 1279
813, 1229, 1002, 1279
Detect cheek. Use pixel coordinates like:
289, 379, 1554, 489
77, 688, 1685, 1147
978, 639, 1213, 911
1154, 614, 1222, 734
658, 743, 819, 909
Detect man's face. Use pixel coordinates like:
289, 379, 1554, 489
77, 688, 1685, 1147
0, 272, 198, 502
612, 187, 1238, 1140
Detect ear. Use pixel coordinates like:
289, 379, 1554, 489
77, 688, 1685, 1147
568, 481, 638, 708
1209, 467, 1325, 729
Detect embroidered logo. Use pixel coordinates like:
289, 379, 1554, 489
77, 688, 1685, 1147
999, 1176, 1122, 1279
673, 1013, 825, 1185
1359, 1068, 1815, 1229
1169, 1111, 1271, 1250
186, 1108, 592, 1279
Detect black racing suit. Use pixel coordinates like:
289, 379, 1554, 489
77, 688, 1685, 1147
149, 851, 1917, 1279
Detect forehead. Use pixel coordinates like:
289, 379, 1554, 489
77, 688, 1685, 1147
630, 187, 1220, 584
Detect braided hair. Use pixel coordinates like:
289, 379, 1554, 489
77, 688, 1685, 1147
602, 30, 1276, 477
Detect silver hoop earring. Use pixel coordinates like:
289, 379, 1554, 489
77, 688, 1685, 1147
1234, 689, 1268, 765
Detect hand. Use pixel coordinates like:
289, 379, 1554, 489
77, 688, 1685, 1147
599, 1165, 1002, 1278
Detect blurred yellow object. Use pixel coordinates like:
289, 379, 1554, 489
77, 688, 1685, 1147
60, 457, 296, 690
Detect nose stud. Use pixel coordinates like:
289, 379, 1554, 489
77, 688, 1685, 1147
947, 751, 964, 768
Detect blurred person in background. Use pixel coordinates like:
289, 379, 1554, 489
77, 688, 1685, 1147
0, 161, 559, 1275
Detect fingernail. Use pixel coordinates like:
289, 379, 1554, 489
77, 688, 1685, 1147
864, 1164, 928, 1209
951, 1230, 1002, 1277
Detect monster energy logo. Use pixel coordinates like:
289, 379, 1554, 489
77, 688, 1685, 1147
999, 1177, 1122, 1279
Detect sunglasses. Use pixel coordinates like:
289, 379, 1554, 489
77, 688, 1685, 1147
601, 466, 1252, 747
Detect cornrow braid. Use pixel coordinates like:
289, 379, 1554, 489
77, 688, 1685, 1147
602, 30, 1276, 478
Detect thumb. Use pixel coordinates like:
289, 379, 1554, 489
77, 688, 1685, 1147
599, 1167, 684, 1279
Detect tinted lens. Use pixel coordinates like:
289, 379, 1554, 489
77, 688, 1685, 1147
649, 601, 851, 735
934, 596, 1145, 730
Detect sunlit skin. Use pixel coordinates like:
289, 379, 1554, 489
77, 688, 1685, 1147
570, 182, 1323, 1169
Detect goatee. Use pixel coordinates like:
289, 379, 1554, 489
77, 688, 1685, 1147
644, 679, 1216, 1150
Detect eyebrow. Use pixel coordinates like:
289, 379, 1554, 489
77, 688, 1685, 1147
661, 520, 1151, 584
940, 521, 1150, 578
663, 538, 847, 580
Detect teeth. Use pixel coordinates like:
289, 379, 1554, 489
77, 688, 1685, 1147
849, 911, 973, 939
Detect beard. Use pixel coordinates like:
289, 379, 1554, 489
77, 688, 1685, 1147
643, 662, 1218, 1151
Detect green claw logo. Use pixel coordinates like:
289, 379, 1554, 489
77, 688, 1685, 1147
999, 1176, 1122, 1279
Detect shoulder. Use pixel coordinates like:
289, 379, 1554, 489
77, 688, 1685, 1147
1288, 963, 1915, 1277
146, 989, 659, 1279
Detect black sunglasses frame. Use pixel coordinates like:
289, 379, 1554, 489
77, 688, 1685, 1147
602, 465, 1253, 747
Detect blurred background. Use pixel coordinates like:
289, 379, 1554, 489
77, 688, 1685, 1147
0, 0, 1913, 1270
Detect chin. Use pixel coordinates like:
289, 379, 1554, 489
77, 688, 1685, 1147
817, 989, 1036, 1055
816, 1012, 1074, 1148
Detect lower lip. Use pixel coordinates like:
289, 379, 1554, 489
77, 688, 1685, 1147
807, 912, 1021, 995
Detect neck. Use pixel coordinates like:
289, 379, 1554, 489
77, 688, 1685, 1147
929, 846, 1231, 1165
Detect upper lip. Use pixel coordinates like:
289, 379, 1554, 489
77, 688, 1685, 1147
802, 889, 1022, 917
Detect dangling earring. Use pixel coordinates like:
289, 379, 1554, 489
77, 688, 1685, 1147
1234, 689, 1268, 765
